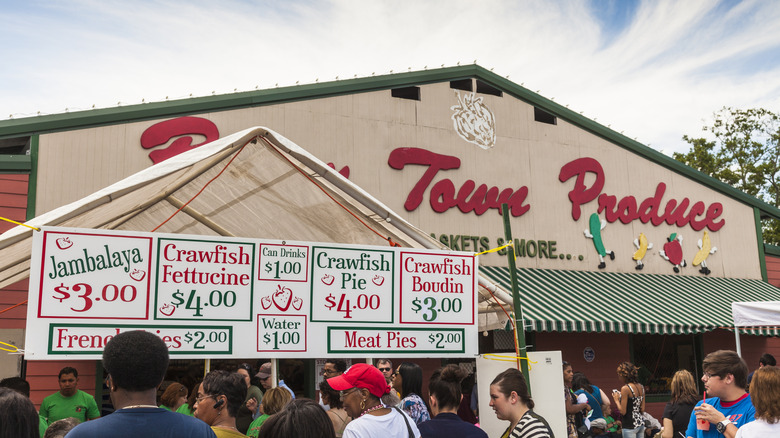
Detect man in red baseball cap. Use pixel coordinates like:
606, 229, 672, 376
327, 363, 420, 438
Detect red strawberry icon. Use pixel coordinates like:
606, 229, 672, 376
272, 285, 293, 311
129, 269, 146, 281
321, 274, 335, 286
372, 275, 384, 286
159, 303, 175, 317
292, 297, 303, 311
261, 296, 272, 310
56, 237, 73, 250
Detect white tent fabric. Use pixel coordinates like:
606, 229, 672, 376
0, 126, 514, 331
732, 301, 780, 327
731, 301, 780, 355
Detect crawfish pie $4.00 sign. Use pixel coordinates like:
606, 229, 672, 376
25, 226, 479, 359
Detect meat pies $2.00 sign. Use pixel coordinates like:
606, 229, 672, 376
25, 227, 478, 359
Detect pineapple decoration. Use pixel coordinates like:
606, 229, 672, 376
451, 91, 496, 150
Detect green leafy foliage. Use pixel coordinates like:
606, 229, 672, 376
674, 108, 780, 244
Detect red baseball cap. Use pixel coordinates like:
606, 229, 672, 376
327, 363, 390, 398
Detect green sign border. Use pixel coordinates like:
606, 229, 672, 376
327, 326, 465, 354
154, 237, 256, 322
309, 246, 395, 324
48, 323, 234, 355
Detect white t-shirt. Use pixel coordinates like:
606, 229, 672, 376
342, 408, 421, 438
735, 418, 780, 438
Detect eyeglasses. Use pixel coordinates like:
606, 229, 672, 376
195, 394, 216, 403
703, 372, 721, 380
322, 368, 337, 375
339, 388, 359, 399
378, 367, 392, 372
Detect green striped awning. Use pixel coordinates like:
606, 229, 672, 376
480, 266, 780, 336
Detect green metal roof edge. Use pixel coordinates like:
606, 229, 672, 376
764, 243, 780, 257
0, 154, 31, 172
2, 63, 779, 220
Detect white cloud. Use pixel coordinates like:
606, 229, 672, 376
1, 0, 778, 155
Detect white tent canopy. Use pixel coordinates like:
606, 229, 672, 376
731, 301, 780, 355
0, 126, 513, 331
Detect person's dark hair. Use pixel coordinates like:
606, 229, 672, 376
258, 398, 336, 438
160, 382, 188, 409
617, 362, 639, 384
760, 353, 777, 367
319, 380, 343, 409
103, 330, 169, 391
186, 380, 201, 413
58, 366, 78, 379
202, 370, 247, 418
43, 417, 79, 438
571, 372, 593, 393
326, 359, 347, 374
428, 364, 466, 410
0, 387, 39, 438
491, 368, 534, 409
703, 350, 749, 389
397, 362, 424, 398
0, 377, 31, 398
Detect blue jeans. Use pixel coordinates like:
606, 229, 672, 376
622, 425, 644, 438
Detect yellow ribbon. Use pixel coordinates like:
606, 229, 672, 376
482, 353, 537, 369
475, 242, 514, 256
0, 341, 21, 353
0, 216, 40, 231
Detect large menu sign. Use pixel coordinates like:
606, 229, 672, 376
25, 227, 479, 359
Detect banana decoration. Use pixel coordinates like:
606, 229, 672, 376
693, 230, 717, 275
584, 213, 615, 269
632, 233, 653, 270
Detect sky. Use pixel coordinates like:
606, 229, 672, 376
1, 0, 779, 155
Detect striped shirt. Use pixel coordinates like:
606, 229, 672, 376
504, 410, 554, 438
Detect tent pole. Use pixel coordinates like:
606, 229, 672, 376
501, 203, 530, 389
734, 328, 742, 357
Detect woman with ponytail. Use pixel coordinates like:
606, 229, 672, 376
417, 364, 487, 438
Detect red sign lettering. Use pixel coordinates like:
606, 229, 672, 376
559, 157, 725, 231
388, 148, 530, 217
141, 117, 219, 164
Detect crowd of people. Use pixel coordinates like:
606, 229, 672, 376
1, 334, 778, 438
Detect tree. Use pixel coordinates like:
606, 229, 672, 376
674, 107, 780, 244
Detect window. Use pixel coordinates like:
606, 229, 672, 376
476, 80, 502, 97
450, 79, 473, 92
534, 107, 557, 125
391, 86, 420, 101
0, 136, 31, 155
631, 334, 702, 398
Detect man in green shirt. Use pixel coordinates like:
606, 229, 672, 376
39, 367, 100, 424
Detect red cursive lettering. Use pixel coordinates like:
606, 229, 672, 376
141, 117, 219, 163
559, 157, 725, 231
388, 148, 530, 217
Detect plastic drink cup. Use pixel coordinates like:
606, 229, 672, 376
697, 418, 710, 431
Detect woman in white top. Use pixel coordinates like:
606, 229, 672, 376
736, 366, 780, 437
328, 363, 420, 438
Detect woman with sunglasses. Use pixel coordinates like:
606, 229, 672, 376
328, 363, 421, 438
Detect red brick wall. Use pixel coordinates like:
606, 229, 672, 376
26, 360, 99, 409
0, 278, 28, 329
766, 254, 780, 288
0, 174, 28, 233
